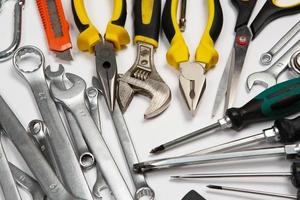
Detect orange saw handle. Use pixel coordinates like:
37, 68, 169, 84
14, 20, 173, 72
36, 0, 72, 52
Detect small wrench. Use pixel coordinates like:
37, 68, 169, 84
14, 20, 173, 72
9, 162, 46, 200
45, 65, 95, 170
247, 39, 300, 91
50, 73, 134, 200
86, 87, 101, 131
261, 20, 300, 65
12, 45, 93, 200
0, 95, 79, 200
0, 133, 22, 200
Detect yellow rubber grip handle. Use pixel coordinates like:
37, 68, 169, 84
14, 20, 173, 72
162, 0, 189, 70
195, 0, 223, 71
71, 0, 130, 53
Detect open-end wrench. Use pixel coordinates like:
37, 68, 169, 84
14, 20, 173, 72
9, 162, 46, 200
0, 95, 80, 200
45, 65, 95, 170
12, 45, 93, 200
50, 73, 134, 200
0, 134, 22, 200
94, 77, 155, 200
247, 39, 300, 91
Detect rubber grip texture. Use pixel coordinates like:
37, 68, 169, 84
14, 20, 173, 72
36, 0, 72, 52
231, 0, 257, 31
251, 0, 300, 39
227, 78, 300, 130
134, 0, 161, 47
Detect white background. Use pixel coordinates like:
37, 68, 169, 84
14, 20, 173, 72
0, 0, 300, 199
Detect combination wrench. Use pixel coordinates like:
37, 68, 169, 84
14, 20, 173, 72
12, 45, 93, 200
0, 95, 80, 200
50, 73, 133, 200
45, 65, 95, 169
94, 77, 155, 199
9, 162, 46, 200
0, 133, 22, 200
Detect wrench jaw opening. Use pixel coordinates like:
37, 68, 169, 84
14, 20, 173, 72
246, 72, 276, 92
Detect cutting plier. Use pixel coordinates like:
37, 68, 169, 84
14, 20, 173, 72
71, 0, 130, 112
162, 0, 223, 114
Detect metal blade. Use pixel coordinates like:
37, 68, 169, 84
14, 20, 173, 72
47, 0, 63, 36
224, 26, 252, 110
211, 48, 234, 117
55, 49, 73, 61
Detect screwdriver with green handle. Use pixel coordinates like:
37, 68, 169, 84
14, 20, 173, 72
151, 77, 300, 154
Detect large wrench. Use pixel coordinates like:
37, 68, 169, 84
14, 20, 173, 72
12, 45, 93, 200
0, 95, 79, 200
0, 134, 22, 200
50, 73, 134, 200
45, 65, 95, 170
9, 162, 46, 200
94, 77, 155, 200
247, 39, 300, 91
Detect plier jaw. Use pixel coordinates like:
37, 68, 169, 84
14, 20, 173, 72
179, 62, 206, 113
95, 42, 117, 112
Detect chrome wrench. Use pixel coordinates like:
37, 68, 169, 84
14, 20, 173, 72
9, 162, 46, 200
0, 95, 79, 200
50, 73, 134, 200
45, 65, 95, 169
0, 134, 22, 200
12, 45, 93, 200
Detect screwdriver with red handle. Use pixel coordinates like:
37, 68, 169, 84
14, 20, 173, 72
151, 77, 300, 154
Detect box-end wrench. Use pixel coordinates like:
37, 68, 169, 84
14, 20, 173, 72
261, 20, 300, 65
247, 39, 300, 91
93, 77, 155, 200
45, 65, 95, 170
12, 45, 93, 200
0, 95, 80, 200
50, 73, 134, 200
9, 162, 46, 200
0, 134, 22, 200
85, 87, 117, 200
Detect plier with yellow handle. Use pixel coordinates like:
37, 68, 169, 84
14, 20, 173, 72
72, 0, 130, 112
162, 0, 223, 114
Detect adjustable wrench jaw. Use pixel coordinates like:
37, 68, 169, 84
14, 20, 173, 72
118, 42, 171, 119
246, 71, 277, 91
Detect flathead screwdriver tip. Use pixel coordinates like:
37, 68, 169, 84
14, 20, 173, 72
150, 145, 165, 154
207, 185, 223, 190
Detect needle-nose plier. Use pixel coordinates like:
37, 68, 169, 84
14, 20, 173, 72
71, 0, 130, 112
162, 0, 223, 114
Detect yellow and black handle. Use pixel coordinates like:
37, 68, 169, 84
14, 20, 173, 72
251, 0, 300, 39
133, 0, 161, 48
162, 0, 223, 70
71, 0, 130, 52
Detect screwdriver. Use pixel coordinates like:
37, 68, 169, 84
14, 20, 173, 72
207, 185, 298, 199
172, 160, 300, 189
183, 115, 300, 156
150, 78, 300, 154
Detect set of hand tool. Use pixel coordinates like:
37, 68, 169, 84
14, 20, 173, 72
3, 0, 300, 199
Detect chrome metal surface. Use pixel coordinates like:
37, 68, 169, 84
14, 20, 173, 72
86, 87, 102, 131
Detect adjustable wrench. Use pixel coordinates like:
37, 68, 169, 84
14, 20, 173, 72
94, 77, 155, 200
12, 45, 93, 200
0, 134, 22, 200
9, 162, 46, 200
45, 65, 95, 169
0, 95, 79, 200
50, 73, 133, 200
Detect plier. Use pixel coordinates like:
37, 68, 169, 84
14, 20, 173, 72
212, 0, 300, 118
71, 0, 130, 112
162, 0, 223, 114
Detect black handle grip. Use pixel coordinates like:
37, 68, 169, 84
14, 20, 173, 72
251, 0, 300, 39
134, 0, 161, 43
231, 0, 257, 31
275, 116, 300, 144
162, 0, 175, 43
209, 0, 223, 42
291, 160, 300, 188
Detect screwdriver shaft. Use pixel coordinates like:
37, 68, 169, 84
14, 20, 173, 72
207, 185, 297, 199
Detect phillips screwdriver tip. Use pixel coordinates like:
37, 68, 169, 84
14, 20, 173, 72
207, 185, 223, 190
150, 145, 165, 154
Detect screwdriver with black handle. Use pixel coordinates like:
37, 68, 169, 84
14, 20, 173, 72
183, 115, 300, 156
151, 77, 300, 154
